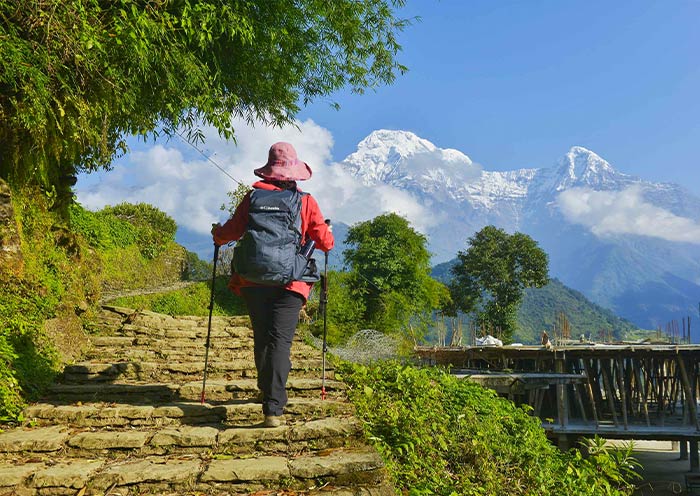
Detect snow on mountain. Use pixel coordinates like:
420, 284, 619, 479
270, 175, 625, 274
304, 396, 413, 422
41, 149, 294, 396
337, 129, 700, 330
342, 130, 480, 193
547, 146, 632, 192
340, 131, 655, 213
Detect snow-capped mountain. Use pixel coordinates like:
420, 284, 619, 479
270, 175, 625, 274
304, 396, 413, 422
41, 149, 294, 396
343, 130, 480, 197
338, 130, 700, 330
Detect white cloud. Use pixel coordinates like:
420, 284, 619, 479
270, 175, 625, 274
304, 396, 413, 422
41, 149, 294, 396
76, 118, 434, 236
557, 185, 700, 244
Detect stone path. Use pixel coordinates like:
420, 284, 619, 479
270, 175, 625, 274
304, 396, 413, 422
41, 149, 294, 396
0, 306, 394, 495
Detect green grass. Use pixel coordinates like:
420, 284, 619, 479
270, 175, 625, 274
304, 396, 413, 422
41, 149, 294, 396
109, 276, 247, 316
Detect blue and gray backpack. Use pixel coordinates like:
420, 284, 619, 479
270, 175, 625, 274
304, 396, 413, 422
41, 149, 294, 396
232, 188, 320, 285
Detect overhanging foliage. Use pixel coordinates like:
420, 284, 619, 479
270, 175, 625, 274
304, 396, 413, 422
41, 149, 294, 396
0, 0, 409, 204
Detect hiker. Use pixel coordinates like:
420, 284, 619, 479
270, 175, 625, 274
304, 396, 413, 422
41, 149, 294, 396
212, 142, 334, 427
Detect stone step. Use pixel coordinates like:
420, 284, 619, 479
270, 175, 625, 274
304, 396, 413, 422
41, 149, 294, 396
45, 378, 346, 404
2, 306, 394, 494
89, 335, 258, 350
1, 446, 389, 495
100, 305, 251, 326
23, 398, 354, 428
105, 324, 256, 340
0, 417, 364, 459
61, 358, 333, 383
81, 346, 320, 362
87, 336, 306, 356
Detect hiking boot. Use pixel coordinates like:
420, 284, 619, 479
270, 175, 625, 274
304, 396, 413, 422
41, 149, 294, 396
263, 415, 286, 428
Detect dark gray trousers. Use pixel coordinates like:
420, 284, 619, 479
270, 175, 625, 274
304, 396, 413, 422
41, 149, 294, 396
241, 287, 304, 416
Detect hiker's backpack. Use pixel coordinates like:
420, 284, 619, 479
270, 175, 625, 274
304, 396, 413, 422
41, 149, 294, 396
232, 188, 320, 285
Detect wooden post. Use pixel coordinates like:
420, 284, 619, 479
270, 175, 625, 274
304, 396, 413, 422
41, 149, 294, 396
681, 440, 689, 460
601, 359, 619, 427
555, 355, 569, 428
677, 355, 699, 431
658, 359, 666, 427
669, 359, 680, 416
574, 383, 588, 423
617, 357, 629, 430
534, 387, 546, 418
635, 362, 651, 427
583, 359, 604, 424
583, 367, 600, 426
691, 440, 699, 472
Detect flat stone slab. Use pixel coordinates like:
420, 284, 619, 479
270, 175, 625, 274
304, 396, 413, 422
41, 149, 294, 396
0, 425, 70, 452
218, 426, 288, 445
202, 456, 289, 482
150, 426, 218, 447
290, 448, 384, 478
25, 402, 220, 421
48, 382, 179, 395
24, 399, 352, 427
0, 463, 44, 487
91, 336, 135, 346
91, 457, 201, 488
31, 460, 104, 488
68, 430, 151, 449
290, 417, 361, 441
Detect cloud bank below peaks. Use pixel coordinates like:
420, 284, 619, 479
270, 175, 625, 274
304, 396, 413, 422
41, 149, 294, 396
75, 118, 436, 236
557, 185, 700, 244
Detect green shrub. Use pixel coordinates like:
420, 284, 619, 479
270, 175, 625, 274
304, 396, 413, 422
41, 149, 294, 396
342, 361, 638, 495
70, 203, 137, 249
99, 203, 177, 259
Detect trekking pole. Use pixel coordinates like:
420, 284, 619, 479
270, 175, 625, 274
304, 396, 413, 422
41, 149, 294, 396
200, 242, 220, 405
320, 219, 330, 400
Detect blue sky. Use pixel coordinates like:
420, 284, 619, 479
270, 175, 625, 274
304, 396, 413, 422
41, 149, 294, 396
300, 0, 700, 190
77, 0, 700, 243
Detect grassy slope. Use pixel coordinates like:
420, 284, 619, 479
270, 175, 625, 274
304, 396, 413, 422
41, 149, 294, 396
108, 276, 247, 316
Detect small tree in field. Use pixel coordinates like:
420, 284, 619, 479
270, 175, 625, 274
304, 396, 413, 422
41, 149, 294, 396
450, 226, 549, 343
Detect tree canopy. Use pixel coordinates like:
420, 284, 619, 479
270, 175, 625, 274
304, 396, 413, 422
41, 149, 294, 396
450, 225, 549, 342
0, 0, 409, 206
343, 213, 450, 338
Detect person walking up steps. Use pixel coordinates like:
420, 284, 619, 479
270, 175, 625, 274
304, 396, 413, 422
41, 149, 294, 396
212, 142, 334, 427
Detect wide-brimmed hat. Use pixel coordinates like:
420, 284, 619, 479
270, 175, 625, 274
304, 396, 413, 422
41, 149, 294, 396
254, 142, 312, 181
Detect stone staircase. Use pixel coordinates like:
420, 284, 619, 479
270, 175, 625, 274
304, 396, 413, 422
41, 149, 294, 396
0, 306, 394, 495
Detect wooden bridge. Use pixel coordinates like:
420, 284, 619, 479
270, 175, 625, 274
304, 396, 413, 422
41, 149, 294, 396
415, 343, 700, 470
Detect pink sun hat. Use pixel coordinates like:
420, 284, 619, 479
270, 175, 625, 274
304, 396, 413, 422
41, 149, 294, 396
254, 142, 312, 181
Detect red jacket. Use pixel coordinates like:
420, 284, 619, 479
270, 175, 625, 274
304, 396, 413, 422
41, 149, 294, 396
212, 181, 334, 300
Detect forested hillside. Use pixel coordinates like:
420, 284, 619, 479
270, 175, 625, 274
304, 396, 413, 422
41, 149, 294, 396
432, 260, 640, 343
517, 278, 639, 343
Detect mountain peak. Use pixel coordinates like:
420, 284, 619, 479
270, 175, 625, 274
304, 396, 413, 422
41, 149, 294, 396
553, 146, 618, 189
358, 129, 437, 155
342, 129, 475, 186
